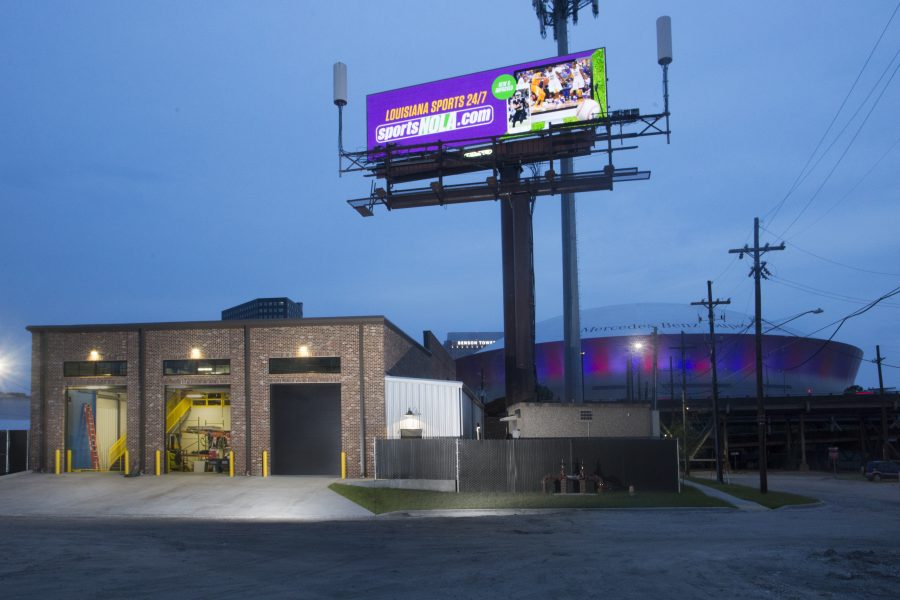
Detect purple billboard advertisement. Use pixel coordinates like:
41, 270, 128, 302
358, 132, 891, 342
366, 48, 607, 153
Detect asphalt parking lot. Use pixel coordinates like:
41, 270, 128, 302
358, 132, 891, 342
1, 471, 898, 599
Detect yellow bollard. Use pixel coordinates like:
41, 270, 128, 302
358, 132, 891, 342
66, 449, 72, 473
155, 450, 161, 476
262, 450, 268, 478
229, 451, 234, 478
341, 451, 347, 480
55, 449, 60, 475
124, 450, 130, 475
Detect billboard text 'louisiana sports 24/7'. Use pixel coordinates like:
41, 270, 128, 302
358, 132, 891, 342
366, 48, 607, 154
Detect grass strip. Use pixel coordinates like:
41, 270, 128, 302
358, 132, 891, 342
687, 477, 817, 509
329, 483, 731, 514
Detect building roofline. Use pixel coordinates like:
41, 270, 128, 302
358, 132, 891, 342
26, 315, 387, 333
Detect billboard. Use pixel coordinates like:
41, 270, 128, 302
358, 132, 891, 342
366, 48, 607, 154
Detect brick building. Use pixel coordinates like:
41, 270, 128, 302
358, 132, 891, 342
27, 317, 454, 478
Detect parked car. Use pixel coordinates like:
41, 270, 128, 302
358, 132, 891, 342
864, 460, 900, 481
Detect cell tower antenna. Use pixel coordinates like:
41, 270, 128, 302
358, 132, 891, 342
531, 0, 601, 405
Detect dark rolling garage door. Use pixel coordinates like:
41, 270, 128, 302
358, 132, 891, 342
270, 383, 342, 475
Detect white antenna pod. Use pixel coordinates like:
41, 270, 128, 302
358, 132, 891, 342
656, 16, 672, 65
333, 62, 348, 106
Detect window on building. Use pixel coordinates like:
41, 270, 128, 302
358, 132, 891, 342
64, 361, 127, 377
163, 359, 231, 376
268, 357, 341, 374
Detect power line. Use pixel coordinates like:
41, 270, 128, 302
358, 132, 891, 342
782, 284, 900, 370
764, 2, 900, 228
777, 55, 900, 238
768, 274, 900, 308
792, 133, 900, 237
771, 42, 900, 230
760, 224, 900, 276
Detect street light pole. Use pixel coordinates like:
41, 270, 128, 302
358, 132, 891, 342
581, 351, 586, 402
762, 308, 823, 334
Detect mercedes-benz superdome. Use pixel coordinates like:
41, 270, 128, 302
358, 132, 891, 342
456, 303, 863, 403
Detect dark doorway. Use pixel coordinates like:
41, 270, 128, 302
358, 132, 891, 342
270, 383, 342, 475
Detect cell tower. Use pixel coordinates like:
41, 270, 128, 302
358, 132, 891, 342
334, 16, 673, 407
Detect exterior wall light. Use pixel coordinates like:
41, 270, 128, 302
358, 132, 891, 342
298, 345, 310, 357
89, 350, 101, 361
190, 348, 202, 359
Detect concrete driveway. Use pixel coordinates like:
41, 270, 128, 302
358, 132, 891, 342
0, 472, 373, 521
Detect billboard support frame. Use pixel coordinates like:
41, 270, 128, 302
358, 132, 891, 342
334, 28, 672, 409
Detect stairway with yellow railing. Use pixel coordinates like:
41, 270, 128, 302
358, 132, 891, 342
108, 434, 127, 471
166, 395, 193, 434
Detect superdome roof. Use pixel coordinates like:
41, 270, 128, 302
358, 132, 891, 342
481, 303, 759, 352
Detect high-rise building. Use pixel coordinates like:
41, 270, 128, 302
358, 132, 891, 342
443, 332, 503, 359
221, 297, 303, 321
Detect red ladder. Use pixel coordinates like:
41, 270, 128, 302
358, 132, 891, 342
83, 404, 100, 470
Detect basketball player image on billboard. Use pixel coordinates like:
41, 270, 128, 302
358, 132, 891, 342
505, 53, 604, 135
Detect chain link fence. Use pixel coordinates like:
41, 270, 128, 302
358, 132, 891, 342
375, 437, 677, 493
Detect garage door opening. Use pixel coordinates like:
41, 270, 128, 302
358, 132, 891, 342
65, 386, 127, 472
270, 383, 341, 476
165, 386, 231, 474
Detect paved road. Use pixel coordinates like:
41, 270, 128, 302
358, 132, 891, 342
1, 472, 898, 598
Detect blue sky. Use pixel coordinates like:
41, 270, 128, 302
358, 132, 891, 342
1, 0, 899, 393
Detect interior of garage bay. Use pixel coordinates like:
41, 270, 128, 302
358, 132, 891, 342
165, 386, 231, 474
65, 386, 127, 472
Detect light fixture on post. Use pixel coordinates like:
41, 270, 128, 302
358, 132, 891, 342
399, 409, 422, 439
632, 341, 645, 402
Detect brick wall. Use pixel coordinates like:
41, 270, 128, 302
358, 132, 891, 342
28, 330, 138, 472
247, 323, 372, 478
144, 327, 243, 473
29, 317, 452, 478
383, 323, 456, 381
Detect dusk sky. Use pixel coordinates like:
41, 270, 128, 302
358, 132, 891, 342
1, 0, 898, 394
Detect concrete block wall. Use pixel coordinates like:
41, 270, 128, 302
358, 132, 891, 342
507, 402, 652, 438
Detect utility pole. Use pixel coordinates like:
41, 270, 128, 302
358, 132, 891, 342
692, 281, 730, 483
729, 217, 784, 494
876, 345, 888, 460
533, 0, 599, 404
652, 326, 659, 410
671, 332, 695, 476
669, 356, 675, 401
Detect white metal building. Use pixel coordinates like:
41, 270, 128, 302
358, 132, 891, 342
385, 376, 483, 439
